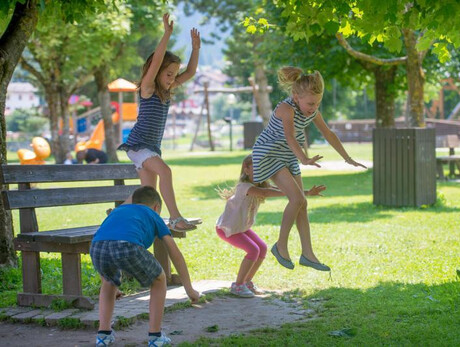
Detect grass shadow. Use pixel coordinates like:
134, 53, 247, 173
168, 153, 249, 167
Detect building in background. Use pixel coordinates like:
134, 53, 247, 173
5, 82, 40, 115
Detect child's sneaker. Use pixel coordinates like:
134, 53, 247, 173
148, 332, 171, 346
246, 280, 264, 295
230, 282, 255, 298
96, 330, 115, 346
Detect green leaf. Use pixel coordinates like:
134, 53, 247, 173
432, 42, 451, 63
246, 24, 257, 34
328, 328, 357, 338
205, 325, 219, 332
324, 21, 340, 35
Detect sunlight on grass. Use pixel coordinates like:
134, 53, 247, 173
4, 146, 460, 345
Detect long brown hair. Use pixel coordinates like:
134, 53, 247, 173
278, 66, 324, 97
217, 154, 270, 200
137, 50, 181, 103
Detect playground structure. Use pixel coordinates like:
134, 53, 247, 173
190, 81, 272, 151
17, 137, 51, 165
74, 78, 138, 152
427, 78, 460, 120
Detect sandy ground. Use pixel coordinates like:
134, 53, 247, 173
0, 294, 310, 346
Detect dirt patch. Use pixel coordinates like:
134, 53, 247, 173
0, 293, 311, 346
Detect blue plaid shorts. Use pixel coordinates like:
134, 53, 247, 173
90, 240, 163, 287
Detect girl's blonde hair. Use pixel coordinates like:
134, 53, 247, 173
277, 66, 324, 97
217, 154, 270, 200
138, 50, 181, 103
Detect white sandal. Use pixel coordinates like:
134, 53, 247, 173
169, 217, 196, 232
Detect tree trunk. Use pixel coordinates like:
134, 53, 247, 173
374, 66, 397, 128
403, 29, 425, 127
0, 0, 39, 267
44, 85, 63, 163
253, 64, 272, 126
57, 86, 71, 163
94, 66, 119, 162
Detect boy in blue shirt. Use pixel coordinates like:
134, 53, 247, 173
90, 186, 199, 346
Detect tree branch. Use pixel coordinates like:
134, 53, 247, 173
20, 57, 46, 86
335, 32, 407, 66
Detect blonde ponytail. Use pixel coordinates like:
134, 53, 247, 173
278, 66, 324, 97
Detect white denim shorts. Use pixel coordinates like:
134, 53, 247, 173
127, 148, 159, 170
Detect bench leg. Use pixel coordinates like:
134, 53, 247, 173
153, 238, 180, 286
61, 253, 82, 296
436, 162, 445, 180
21, 251, 41, 294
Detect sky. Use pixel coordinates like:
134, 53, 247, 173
172, 6, 229, 68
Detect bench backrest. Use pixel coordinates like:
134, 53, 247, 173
436, 134, 459, 149
1, 164, 140, 233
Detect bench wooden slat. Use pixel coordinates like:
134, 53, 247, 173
15, 218, 202, 243
1, 164, 138, 184
3, 185, 140, 209
17, 226, 99, 243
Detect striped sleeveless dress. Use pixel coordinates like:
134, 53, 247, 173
118, 93, 170, 156
252, 97, 318, 183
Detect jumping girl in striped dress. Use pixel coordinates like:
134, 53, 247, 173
252, 66, 366, 271
119, 13, 200, 232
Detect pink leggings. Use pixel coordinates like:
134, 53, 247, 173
216, 227, 267, 261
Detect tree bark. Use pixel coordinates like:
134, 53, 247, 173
374, 66, 397, 128
402, 29, 426, 127
254, 64, 272, 126
56, 85, 71, 163
94, 66, 119, 162
0, 0, 39, 267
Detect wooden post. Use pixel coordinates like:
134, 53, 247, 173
18, 183, 41, 296
118, 91, 123, 145
204, 82, 215, 151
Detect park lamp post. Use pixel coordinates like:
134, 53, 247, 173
224, 93, 236, 151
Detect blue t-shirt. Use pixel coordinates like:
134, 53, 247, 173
92, 204, 171, 249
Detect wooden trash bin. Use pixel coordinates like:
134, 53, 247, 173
243, 121, 264, 149
373, 128, 436, 207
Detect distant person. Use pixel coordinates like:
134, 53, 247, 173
216, 154, 326, 297
63, 152, 76, 165
76, 148, 107, 164
91, 186, 200, 346
118, 13, 200, 232
252, 66, 366, 271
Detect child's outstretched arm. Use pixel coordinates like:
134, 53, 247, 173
247, 184, 326, 198
305, 184, 326, 196
141, 13, 174, 97
174, 28, 201, 87
313, 112, 367, 168
276, 103, 323, 167
161, 235, 200, 303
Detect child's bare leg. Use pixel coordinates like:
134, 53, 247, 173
98, 277, 118, 331
271, 168, 306, 260
245, 257, 264, 283
142, 157, 191, 229
293, 175, 319, 262
148, 271, 167, 333
236, 258, 256, 284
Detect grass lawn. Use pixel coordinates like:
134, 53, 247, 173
1, 144, 460, 345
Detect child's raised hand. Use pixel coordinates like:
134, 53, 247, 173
305, 184, 326, 196
302, 155, 323, 168
191, 28, 201, 50
163, 13, 174, 34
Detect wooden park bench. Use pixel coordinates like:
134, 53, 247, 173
436, 135, 460, 180
1, 164, 200, 309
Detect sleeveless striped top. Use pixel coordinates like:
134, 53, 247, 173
118, 93, 170, 156
252, 97, 318, 183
